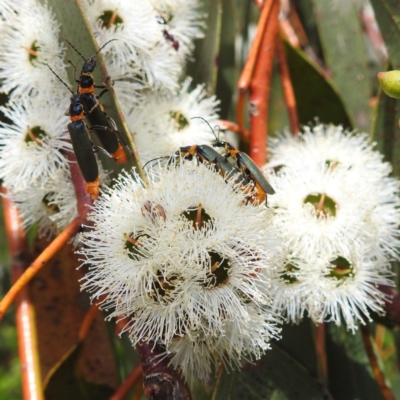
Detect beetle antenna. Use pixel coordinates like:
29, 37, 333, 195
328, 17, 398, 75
62, 35, 117, 61
191, 117, 220, 141
61, 35, 86, 61
142, 156, 169, 170
90, 39, 117, 59
46, 64, 74, 95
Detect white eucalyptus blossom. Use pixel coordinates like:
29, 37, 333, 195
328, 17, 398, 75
81, 0, 184, 90
306, 251, 392, 332
0, 98, 71, 190
0, 0, 67, 101
268, 125, 389, 177
8, 168, 78, 238
265, 126, 400, 260
167, 302, 279, 382
79, 162, 282, 378
264, 165, 374, 259
265, 125, 400, 330
127, 79, 220, 164
154, 0, 205, 55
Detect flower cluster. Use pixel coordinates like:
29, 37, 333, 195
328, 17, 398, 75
79, 161, 282, 381
264, 125, 400, 331
0, 0, 216, 236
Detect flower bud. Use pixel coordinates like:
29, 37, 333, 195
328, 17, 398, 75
377, 71, 400, 99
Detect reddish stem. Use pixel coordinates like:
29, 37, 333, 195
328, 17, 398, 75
249, 0, 279, 166
237, 0, 274, 91
219, 119, 250, 141
315, 324, 328, 382
275, 35, 299, 135
1, 189, 44, 400
360, 324, 396, 400
110, 364, 143, 400
136, 341, 192, 400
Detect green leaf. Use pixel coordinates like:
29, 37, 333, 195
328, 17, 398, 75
211, 343, 332, 399
40, 0, 145, 181
326, 324, 385, 400
370, 0, 400, 69
311, 0, 371, 130
284, 41, 353, 129
215, 0, 238, 120
278, 320, 319, 377
187, 0, 223, 93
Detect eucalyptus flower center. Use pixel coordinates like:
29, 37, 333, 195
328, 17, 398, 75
41, 192, 60, 213
281, 263, 299, 284
304, 193, 337, 218
98, 10, 123, 29
124, 232, 151, 260
151, 270, 180, 304
25, 126, 47, 145
169, 111, 189, 131
25, 40, 39, 64
181, 204, 211, 230
327, 256, 354, 281
203, 251, 230, 288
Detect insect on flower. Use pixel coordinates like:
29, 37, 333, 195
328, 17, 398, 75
193, 117, 275, 204
63, 37, 130, 164
46, 65, 122, 199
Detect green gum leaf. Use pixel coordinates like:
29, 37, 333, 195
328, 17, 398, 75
284, 40, 353, 129
311, 0, 372, 131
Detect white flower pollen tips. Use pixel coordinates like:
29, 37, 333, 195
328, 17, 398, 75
265, 124, 400, 330
79, 162, 282, 380
128, 79, 220, 165
0, 98, 72, 191
0, 0, 67, 101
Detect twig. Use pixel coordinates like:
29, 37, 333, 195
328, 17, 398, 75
0, 152, 92, 320
1, 189, 44, 400
249, 0, 279, 166
315, 323, 328, 382
219, 119, 250, 141
275, 35, 299, 135
78, 303, 99, 341
238, 0, 274, 91
136, 341, 192, 400
110, 364, 143, 400
360, 323, 396, 400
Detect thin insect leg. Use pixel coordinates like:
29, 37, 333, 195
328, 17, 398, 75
92, 146, 114, 159
105, 116, 135, 156
68, 60, 79, 83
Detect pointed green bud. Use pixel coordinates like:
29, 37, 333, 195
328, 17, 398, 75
377, 71, 400, 99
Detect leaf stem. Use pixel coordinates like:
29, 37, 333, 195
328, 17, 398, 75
275, 35, 299, 135
360, 323, 396, 400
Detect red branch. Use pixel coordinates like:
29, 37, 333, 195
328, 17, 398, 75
360, 324, 396, 400
136, 342, 192, 400
1, 189, 44, 400
219, 119, 250, 141
110, 364, 143, 400
315, 324, 327, 382
249, 0, 279, 166
275, 35, 299, 135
